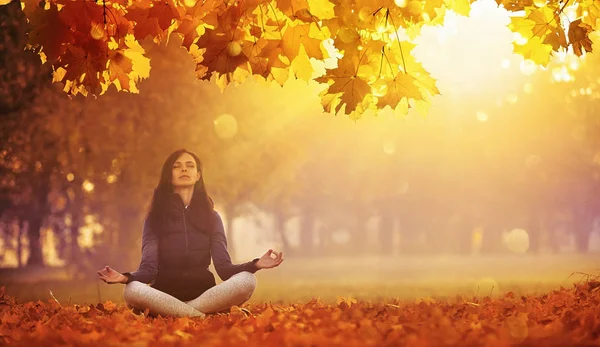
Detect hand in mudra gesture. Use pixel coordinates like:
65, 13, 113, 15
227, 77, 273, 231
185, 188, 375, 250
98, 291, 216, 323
255, 249, 284, 269
97, 265, 128, 284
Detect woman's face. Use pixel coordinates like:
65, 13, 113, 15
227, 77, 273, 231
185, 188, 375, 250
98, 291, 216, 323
172, 152, 201, 188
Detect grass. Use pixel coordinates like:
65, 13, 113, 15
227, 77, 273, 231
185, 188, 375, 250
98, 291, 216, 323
2, 253, 599, 305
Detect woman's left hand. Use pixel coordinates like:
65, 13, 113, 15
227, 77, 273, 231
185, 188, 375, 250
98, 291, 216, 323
255, 249, 284, 269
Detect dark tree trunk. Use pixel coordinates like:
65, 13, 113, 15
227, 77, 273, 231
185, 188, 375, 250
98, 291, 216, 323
26, 215, 44, 267
69, 183, 83, 264
17, 220, 24, 268
26, 167, 52, 267
273, 209, 290, 255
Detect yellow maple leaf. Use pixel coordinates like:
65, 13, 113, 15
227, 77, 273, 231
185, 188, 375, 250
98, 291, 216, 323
579, 0, 600, 27
307, 0, 335, 19
281, 21, 326, 61
444, 0, 470, 16
526, 5, 558, 37
316, 55, 371, 114
377, 72, 422, 109
291, 46, 314, 81
513, 36, 553, 66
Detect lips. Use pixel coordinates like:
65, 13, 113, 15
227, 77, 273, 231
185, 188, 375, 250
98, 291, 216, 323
180, 175, 190, 179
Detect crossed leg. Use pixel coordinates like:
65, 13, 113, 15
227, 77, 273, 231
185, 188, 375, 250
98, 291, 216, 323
123, 271, 257, 318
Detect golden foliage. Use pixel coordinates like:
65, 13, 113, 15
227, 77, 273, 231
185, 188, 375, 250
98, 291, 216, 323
4, 0, 599, 117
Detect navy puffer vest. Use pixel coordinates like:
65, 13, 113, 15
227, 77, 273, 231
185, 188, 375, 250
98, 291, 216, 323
152, 195, 216, 301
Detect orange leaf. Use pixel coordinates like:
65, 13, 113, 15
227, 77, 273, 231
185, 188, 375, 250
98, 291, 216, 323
277, 0, 309, 17
28, 3, 75, 64
108, 50, 133, 91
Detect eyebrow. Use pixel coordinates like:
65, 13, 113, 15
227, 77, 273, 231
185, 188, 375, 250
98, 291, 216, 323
173, 161, 196, 165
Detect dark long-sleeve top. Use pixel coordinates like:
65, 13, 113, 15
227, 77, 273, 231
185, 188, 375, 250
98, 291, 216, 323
124, 211, 259, 284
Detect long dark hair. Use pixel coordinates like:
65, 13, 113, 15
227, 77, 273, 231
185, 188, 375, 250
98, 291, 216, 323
147, 149, 214, 233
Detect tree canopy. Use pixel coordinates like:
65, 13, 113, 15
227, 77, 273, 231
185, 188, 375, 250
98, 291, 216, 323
1, 0, 597, 118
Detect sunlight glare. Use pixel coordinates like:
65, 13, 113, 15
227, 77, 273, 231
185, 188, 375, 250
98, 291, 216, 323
413, 0, 517, 100
476, 110, 489, 122
394, 0, 408, 7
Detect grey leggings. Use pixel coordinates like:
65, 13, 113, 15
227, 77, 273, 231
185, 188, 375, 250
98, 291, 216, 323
123, 271, 257, 318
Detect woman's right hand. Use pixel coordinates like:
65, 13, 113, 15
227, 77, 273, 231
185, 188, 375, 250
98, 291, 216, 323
97, 265, 128, 284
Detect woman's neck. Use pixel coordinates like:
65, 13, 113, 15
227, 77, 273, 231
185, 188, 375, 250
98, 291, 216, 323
174, 187, 194, 207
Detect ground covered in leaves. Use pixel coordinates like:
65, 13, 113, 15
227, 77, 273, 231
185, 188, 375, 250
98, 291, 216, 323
1, 282, 599, 347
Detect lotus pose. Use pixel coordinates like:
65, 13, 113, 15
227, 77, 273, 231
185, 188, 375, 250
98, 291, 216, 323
97, 149, 283, 317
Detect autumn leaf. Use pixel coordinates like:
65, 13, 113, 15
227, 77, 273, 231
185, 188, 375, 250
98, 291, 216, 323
244, 38, 288, 78
307, 0, 335, 20
513, 36, 553, 66
277, 0, 309, 17
126, 7, 163, 40
316, 54, 371, 114
195, 34, 249, 78
568, 19, 593, 56
377, 72, 421, 109
290, 45, 313, 81
526, 6, 557, 37
444, 0, 470, 16
579, 0, 600, 27
543, 26, 567, 51
176, 0, 221, 49
281, 21, 325, 61
58, 39, 109, 94
28, 3, 75, 64
108, 50, 133, 91
57, 0, 105, 35
125, 0, 183, 41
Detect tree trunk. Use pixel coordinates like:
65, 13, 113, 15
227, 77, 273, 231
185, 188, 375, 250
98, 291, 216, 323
26, 166, 52, 267
352, 209, 369, 255
379, 207, 394, 255
299, 208, 315, 256
69, 184, 83, 264
16, 220, 24, 268
273, 209, 290, 255
26, 215, 44, 267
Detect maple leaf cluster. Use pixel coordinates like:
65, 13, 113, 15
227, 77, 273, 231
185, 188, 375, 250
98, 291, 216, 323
1, 282, 600, 346
3, 0, 599, 117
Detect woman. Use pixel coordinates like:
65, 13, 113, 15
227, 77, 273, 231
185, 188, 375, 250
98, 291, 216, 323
97, 149, 284, 318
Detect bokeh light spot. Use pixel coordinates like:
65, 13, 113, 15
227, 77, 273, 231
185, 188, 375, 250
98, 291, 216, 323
214, 113, 238, 139
504, 228, 530, 254
82, 180, 95, 193
476, 111, 488, 122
